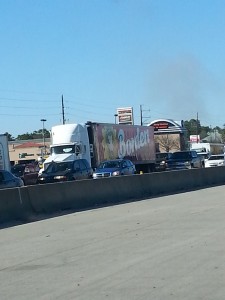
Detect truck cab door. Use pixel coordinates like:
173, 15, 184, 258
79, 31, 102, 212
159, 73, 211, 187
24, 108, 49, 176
75, 144, 82, 158
73, 160, 83, 180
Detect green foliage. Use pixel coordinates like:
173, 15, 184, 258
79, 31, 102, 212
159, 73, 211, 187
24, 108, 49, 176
184, 120, 225, 143
16, 129, 51, 140
184, 119, 201, 137
4, 132, 15, 141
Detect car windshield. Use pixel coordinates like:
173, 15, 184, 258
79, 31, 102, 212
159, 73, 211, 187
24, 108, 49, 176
208, 155, 224, 161
170, 152, 191, 159
156, 153, 171, 160
98, 161, 121, 169
46, 161, 73, 173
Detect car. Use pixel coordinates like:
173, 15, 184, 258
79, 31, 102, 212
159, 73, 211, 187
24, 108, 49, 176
196, 151, 210, 163
37, 159, 93, 184
204, 154, 225, 168
155, 152, 172, 171
166, 150, 203, 170
11, 163, 40, 185
93, 159, 136, 179
0, 169, 24, 189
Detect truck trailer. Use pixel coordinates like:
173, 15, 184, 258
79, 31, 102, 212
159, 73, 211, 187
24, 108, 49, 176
43, 122, 156, 173
0, 134, 11, 172
190, 142, 224, 155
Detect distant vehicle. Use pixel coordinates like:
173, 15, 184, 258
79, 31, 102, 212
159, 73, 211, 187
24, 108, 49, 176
37, 159, 93, 184
0, 169, 24, 189
155, 152, 172, 171
196, 152, 210, 165
41, 122, 156, 175
205, 154, 225, 168
166, 150, 203, 170
93, 159, 136, 179
190, 142, 224, 155
11, 163, 39, 185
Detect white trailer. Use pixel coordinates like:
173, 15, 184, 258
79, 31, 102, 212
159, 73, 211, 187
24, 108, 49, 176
190, 142, 224, 155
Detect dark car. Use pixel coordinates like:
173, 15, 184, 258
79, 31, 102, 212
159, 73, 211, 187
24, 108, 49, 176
0, 169, 24, 189
155, 152, 172, 171
37, 159, 93, 184
11, 163, 39, 185
93, 159, 136, 179
166, 150, 203, 170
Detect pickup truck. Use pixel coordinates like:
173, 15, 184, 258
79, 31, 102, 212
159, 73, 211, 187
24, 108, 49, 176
166, 150, 204, 170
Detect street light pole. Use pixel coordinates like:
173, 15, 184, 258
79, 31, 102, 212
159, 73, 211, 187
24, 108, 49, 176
114, 114, 118, 124
40, 119, 47, 156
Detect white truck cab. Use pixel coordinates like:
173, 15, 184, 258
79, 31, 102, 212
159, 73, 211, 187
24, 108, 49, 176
40, 124, 91, 173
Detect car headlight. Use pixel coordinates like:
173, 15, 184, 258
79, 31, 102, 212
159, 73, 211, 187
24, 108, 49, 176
112, 170, 121, 176
184, 161, 191, 166
93, 173, 97, 179
54, 175, 67, 180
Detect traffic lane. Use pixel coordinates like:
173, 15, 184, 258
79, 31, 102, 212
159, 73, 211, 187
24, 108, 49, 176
0, 185, 225, 300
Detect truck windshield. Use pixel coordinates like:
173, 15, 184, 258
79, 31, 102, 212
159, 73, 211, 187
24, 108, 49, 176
171, 152, 192, 159
46, 161, 73, 173
51, 145, 75, 155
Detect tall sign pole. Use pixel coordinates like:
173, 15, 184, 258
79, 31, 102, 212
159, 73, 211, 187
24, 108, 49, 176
140, 105, 143, 126
62, 94, 65, 125
196, 112, 199, 143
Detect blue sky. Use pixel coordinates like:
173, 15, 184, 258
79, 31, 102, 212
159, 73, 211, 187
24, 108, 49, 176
1, 0, 225, 137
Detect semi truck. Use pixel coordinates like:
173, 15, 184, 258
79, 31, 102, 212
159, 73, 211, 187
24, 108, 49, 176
190, 142, 224, 155
0, 134, 11, 172
42, 122, 156, 173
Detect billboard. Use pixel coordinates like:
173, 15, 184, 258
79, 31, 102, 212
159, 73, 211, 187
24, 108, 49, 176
190, 135, 200, 143
117, 107, 133, 125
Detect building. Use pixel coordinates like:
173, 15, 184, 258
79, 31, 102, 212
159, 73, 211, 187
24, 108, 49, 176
8, 138, 51, 165
148, 119, 187, 153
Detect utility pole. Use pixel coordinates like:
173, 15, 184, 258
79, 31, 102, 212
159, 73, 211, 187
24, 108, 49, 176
40, 119, 47, 156
196, 112, 199, 143
62, 94, 65, 125
140, 104, 150, 126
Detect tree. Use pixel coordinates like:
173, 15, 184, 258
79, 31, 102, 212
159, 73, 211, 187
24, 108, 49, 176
184, 119, 201, 137
221, 124, 225, 143
17, 133, 34, 140
16, 129, 50, 140
155, 134, 180, 152
4, 132, 15, 141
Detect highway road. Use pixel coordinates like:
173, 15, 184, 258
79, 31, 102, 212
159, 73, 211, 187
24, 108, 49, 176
0, 185, 225, 300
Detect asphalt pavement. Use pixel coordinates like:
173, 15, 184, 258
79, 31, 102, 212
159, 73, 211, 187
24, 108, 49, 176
0, 185, 225, 300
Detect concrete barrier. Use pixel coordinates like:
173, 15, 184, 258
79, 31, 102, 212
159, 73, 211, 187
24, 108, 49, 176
0, 167, 225, 224
0, 187, 32, 224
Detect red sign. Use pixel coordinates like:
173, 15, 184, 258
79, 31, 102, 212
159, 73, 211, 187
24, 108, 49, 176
153, 122, 169, 130
117, 107, 133, 125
